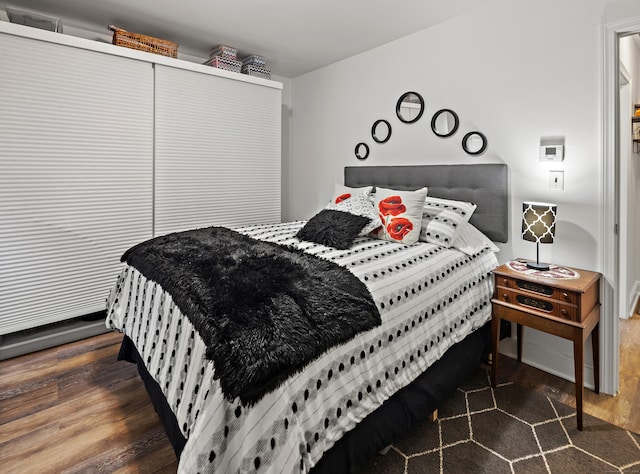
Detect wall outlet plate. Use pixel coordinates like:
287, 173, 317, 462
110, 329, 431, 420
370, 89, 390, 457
549, 170, 564, 190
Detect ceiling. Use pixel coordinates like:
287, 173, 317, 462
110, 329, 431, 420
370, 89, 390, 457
2, 0, 490, 77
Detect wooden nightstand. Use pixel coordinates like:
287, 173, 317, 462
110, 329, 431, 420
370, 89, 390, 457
490, 261, 601, 431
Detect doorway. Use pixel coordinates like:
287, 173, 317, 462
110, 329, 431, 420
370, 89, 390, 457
603, 19, 640, 397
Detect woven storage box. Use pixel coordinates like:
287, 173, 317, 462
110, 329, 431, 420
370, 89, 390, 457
241, 65, 271, 80
109, 25, 178, 58
205, 56, 242, 73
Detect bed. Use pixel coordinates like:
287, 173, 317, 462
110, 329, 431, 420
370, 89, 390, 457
106, 163, 508, 473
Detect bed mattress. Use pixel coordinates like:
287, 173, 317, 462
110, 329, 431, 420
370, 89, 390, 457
106, 221, 498, 473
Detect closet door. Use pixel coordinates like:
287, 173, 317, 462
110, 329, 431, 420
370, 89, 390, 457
154, 65, 281, 236
0, 33, 153, 335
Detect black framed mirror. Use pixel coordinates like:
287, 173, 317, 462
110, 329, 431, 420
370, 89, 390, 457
462, 131, 487, 155
354, 142, 370, 160
431, 109, 459, 138
396, 91, 424, 124
371, 119, 392, 143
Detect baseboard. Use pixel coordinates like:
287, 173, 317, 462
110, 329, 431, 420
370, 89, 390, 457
0, 314, 110, 360
498, 330, 598, 392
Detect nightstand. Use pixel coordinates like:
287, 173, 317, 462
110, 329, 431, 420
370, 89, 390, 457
490, 261, 601, 431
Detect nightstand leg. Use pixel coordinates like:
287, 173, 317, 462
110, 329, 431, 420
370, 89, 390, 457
516, 324, 523, 362
573, 337, 585, 431
490, 313, 500, 387
592, 322, 600, 394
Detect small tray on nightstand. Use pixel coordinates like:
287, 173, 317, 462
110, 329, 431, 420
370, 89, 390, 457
505, 259, 580, 280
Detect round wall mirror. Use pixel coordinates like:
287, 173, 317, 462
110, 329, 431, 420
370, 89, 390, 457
354, 142, 370, 160
462, 131, 487, 155
396, 91, 424, 124
371, 119, 392, 143
431, 109, 459, 138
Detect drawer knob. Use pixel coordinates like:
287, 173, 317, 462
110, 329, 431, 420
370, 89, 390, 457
562, 292, 570, 301
561, 309, 568, 316
502, 293, 509, 302
502, 278, 509, 286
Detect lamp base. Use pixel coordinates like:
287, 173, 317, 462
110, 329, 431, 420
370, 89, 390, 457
525, 261, 550, 271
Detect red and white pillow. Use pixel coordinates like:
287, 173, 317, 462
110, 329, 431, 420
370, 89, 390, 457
326, 184, 379, 235
372, 187, 428, 245
330, 183, 372, 204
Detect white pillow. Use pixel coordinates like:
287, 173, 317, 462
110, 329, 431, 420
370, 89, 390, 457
452, 223, 500, 256
331, 183, 373, 204
325, 192, 380, 235
373, 187, 428, 245
419, 196, 477, 248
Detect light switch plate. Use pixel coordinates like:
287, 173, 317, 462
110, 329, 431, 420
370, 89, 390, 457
549, 170, 564, 190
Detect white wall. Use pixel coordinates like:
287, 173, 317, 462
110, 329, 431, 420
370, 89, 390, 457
287, 0, 606, 386
619, 36, 640, 317
289, 0, 602, 267
603, 0, 640, 23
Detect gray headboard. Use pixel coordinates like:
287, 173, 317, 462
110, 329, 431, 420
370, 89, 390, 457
344, 164, 508, 243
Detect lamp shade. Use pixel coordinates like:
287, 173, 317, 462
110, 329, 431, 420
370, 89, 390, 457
522, 202, 556, 244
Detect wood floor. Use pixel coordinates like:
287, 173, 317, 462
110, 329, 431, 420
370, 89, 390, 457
1, 317, 639, 473
0, 331, 178, 473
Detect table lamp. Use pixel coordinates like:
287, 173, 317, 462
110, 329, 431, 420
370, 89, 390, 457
521, 202, 557, 270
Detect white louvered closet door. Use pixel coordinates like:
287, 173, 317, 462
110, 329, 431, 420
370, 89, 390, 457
0, 34, 153, 335
154, 65, 281, 236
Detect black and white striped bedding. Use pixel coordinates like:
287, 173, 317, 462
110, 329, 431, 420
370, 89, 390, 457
106, 221, 498, 473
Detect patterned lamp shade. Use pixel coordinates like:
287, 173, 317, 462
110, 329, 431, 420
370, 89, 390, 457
522, 202, 556, 243
521, 202, 557, 270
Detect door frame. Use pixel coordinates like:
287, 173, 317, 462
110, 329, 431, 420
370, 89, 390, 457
619, 63, 631, 320
602, 16, 640, 395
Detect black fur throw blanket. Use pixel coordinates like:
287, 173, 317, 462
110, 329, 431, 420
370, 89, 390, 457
121, 226, 381, 406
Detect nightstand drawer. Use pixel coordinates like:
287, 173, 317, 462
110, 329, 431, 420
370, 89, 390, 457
494, 288, 578, 321
498, 276, 578, 305
555, 289, 577, 304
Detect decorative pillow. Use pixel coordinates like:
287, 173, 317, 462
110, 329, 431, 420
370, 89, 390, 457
331, 183, 373, 205
325, 192, 380, 235
373, 187, 428, 245
419, 196, 477, 248
296, 209, 370, 250
452, 223, 500, 256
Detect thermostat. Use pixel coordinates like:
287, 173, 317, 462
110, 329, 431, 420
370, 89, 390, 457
539, 145, 564, 162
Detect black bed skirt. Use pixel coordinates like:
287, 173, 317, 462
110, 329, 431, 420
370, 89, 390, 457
117, 323, 490, 472
117, 336, 186, 457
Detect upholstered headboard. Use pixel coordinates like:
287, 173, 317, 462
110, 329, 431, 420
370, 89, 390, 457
344, 164, 508, 243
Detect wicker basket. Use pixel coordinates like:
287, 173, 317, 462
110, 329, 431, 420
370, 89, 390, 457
109, 25, 178, 58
